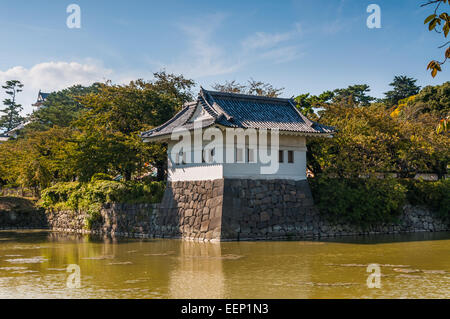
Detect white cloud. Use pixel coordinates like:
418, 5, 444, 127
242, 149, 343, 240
260, 45, 304, 64
242, 24, 302, 50
242, 32, 292, 50
158, 19, 304, 79
0, 60, 113, 115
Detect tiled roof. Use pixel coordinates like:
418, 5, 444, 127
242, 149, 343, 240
39, 92, 50, 100
141, 88, 335, 139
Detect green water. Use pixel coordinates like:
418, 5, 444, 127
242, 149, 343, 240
0, 230, 449, 299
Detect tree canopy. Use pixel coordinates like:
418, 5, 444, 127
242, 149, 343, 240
384, 76, 421, 107
307, 82, 449, 180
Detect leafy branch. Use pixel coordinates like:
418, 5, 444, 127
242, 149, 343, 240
423, 0, 450, 77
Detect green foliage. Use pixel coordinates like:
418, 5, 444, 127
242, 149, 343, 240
405, 81, 450, 118
0, 71, 194, 192
40, 180, 165, 211
70, 76, 193, 181
333, 84, 375, 106
307, 92, 449, 179
84, 206, 103, 230
0, 127, 75, 194
310, 177, 407, 227
90, 173, 113, 182
40, 182, 81, 208
294, 84, 374, 117
25, 84, 101, 131
311, 177, 450, 226
401, 179, 450, 220
294, 91, 333, 117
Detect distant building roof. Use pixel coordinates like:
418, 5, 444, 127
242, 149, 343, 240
142, 88, 335, 140
32, 90, 51, 107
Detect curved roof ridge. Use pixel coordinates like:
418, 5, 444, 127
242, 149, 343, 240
199, 88, 234, 122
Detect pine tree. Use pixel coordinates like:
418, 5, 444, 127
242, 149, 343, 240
384, 76, 421, 107
0, 80, 24, 133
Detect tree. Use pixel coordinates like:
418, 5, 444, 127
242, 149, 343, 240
0, 80, 24, 133
332, 84, 375, 106
384, 76, 421, 107
422, 0, 450, 77
26, 83, 101, 132
212, 79, 284, 97
152, 71, 195, 107
294, 91, 333, 117
294, 84, 374, 117
0, 127, 73, 194
72, 75, 195, 182
305, 85, 449, 179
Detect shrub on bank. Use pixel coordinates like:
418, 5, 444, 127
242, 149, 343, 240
40, 180, 165, 210
310, 177, 407, 227
401, 178, 450, 220
310, 177, 449, 226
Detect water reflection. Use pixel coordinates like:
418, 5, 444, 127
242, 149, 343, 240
169, 242, 225, 298
0, 230, 449, 299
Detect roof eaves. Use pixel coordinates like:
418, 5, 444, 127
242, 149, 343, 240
140, 102, 195, 138
287, 99, 314, 127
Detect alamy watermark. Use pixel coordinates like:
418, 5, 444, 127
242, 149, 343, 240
367, 4, 381, 29
66, 264, 81, 288
66, 4, 81, 29
366, 263, 381, 288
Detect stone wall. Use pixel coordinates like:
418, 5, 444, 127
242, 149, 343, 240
46, 203, 159, 238
157, 179, 449, 241
221, 179, 315, 240
40, 178, 449, 241
153, 180, 224, 241
0, 209, 47, 230
225, 182, 449, 239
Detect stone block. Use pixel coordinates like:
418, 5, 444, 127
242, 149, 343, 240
260, 212, 270, 222
200, 221, 210, 232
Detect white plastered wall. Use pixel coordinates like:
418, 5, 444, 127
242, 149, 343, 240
166, 128, 307, 181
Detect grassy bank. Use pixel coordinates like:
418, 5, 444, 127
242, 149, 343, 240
0, 196, 38, 213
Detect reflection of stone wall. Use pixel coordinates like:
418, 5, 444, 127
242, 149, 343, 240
168, 242, 225, 298
43, 178, 449, 241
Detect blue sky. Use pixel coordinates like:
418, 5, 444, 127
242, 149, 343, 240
0, 0, 448, 114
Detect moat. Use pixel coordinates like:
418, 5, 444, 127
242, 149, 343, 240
0, 230, 449, 299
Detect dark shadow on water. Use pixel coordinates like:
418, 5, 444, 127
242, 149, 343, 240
0, 230, 160, 245
1, 229, 450, 246
314, 231, 450, 245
